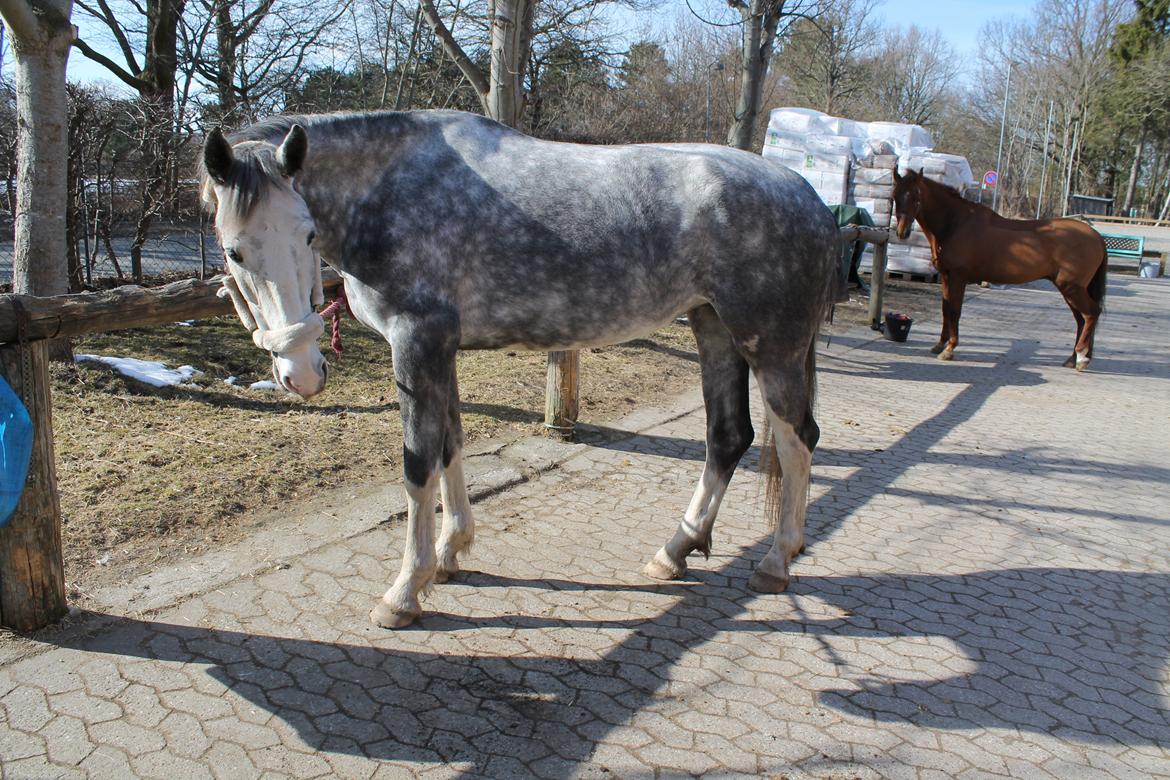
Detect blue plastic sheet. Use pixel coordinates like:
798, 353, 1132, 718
0, 374, 32, 528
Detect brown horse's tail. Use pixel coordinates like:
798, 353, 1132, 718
1089, 248, 1108, 313
761, 334, 818, 529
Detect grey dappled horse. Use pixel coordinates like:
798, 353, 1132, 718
200, 110, 838, 628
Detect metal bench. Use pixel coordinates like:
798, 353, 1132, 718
1101, 232, 1145, 263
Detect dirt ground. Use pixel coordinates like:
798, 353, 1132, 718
52, 278, 939, 601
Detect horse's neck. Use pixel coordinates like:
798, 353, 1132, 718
917, 182, 969, 240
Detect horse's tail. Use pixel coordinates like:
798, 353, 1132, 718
761, 333, 818, 529
1089, 247, 1108, 313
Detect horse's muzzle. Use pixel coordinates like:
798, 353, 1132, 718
273, 352, 328, 399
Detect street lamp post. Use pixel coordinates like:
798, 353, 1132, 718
705, 61, 724, 143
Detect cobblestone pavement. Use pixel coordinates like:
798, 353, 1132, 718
2, 276, 1169, 779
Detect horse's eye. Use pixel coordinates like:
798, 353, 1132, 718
307, 231, 317, 246
226, 248, 242, 265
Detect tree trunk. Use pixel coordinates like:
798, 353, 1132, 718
485, 0, 531, 125
215, 2, 237, 122
11, 24, 73, 297
726, 0, 782, 152
1123, 130, 1145, 215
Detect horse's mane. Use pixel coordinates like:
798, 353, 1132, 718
200, 110, 490, 219
199, 138, 286, 220
909, 171, 966, 200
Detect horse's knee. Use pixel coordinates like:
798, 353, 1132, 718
707, 412, 753, 471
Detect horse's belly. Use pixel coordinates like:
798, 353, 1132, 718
458, 296, 703, 351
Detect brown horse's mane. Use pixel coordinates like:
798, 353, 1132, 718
909, 171, 969, 203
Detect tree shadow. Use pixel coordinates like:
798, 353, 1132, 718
52, 557, 1170, 774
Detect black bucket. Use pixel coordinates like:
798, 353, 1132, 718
884, 312, 913, 342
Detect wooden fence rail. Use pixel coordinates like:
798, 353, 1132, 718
0, 224, 890, 630
838, 224, 892, 330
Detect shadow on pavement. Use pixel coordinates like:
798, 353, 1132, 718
32, 328, 1170, 771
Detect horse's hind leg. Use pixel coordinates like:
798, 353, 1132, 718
435, 367, 473, 583
645, 305, 753, 581
748, 347, 818, 593
1056, 279, 1100, 370
1061, 307, 1085, 368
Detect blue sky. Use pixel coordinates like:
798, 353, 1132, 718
875, 0, 1036, 57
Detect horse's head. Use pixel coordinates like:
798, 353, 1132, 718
891, 168, 923, 240
201, 125, 328, 399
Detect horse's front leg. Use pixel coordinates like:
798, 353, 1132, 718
435, 367, 473, 583
938, 275, 966, 361
371, 312, 459, 629
931, 270, 951, 355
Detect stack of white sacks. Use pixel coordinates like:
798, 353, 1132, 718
762, 107, 976, 277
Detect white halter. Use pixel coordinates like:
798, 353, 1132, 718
216, 262, 326, 353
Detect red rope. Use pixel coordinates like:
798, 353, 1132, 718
318, 285, 352, 357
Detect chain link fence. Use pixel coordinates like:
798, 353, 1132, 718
0, 221, 224, 290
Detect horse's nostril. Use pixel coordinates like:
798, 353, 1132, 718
281, 375, 299, 394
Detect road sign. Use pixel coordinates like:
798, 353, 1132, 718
984, 170, 998, 187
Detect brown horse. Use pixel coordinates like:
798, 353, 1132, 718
892, 169, 1107, 370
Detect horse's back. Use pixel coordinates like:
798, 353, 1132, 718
286, 110, 838, 349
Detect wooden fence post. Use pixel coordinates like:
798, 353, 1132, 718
867, 240, 889, 331
0, 339, 66, 631
544, 349, 579, 437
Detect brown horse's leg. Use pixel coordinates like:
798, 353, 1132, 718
1062, 307, 1085, 368
1058, 281, 1100, 371
938, 275, 965, 361
932, 272, 951, 354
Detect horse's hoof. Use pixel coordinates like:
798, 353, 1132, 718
1076, 360, 1090, 373
1063, 355, 1077, 368
938, 349, 954, 361
644, 550, 685, 581
930, 343, 945, 355
748, 569, 789, 594
370, 601, 419, 629
433, 567, 456, 584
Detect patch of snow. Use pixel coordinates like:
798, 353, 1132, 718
224, 376, 238, 385
76, 354, 203, 388
174, 320, 195, 327
249, 380, 280, 391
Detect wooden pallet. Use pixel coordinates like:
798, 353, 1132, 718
884, 270, 939, 283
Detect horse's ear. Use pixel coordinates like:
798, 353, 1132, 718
893, 169, 902, 184
277, 125, 308, 178
917, 167, 924, 178
204, 127, 233, 184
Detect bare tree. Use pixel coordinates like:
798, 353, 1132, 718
0, 0, 74, 296
774, 0, 878, 116
182, 0, 352, 124
713, 0, 817, 150
71, 0, 185, 282
864, 25, 957, 127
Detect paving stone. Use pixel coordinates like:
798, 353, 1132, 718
2, 685, 53, 733
3, 279, 1170, 777
38, 713, 95, 766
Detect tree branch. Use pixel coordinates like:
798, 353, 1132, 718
71, 35, 151, 91
418, 0, 490, 100
74, 0, 141, 75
